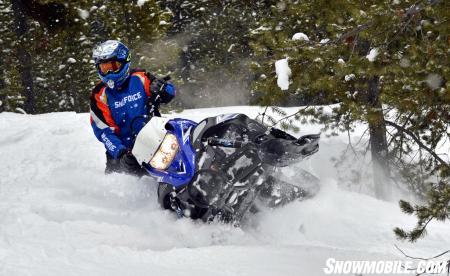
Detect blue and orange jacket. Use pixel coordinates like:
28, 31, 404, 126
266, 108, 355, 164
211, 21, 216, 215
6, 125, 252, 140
90, 69, 174, 159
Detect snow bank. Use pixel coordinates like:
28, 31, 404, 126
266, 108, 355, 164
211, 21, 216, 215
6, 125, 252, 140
1, 107, 449, 275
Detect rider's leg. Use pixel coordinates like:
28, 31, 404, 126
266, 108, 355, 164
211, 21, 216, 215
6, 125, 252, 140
105, 152, 121, 174
105, 152, 147, 177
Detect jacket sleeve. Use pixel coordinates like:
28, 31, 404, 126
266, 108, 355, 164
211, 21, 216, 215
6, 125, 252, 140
90, 85, 127, 159
159, 81, 176, 104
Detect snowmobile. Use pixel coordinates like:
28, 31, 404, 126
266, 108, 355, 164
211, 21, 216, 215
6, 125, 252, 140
132, 113, 320, 224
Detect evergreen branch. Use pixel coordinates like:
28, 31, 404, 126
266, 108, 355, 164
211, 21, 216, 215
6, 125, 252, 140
256, 105, 270, 125
270, 106, 287, 117
387, 112, 414, 147
383, 0, 444, 48
335, 22, 373, 44
385, 9, 418, 48
345, 127, 358, 156
395, 180, 450, 242
271, 105, 311, 128
354, 127, 370, 148
385, 120, 449, 168
404, 0, 442, 17
266, 114, 277, 126
313, 3, 426, 48
329, 0, 444, 50
348, 33, 359, 60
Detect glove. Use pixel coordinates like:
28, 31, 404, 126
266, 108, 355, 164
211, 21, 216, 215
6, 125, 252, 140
119, 151, 141, 174
150, 78, 166, 94
150, 77, 176, 103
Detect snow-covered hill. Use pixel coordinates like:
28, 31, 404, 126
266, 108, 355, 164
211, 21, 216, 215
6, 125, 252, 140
1, 107, 449, 276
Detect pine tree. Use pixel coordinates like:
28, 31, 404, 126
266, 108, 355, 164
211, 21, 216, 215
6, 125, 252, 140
11, 0, 36, 113
1, 0, 172, 113
0, 0, 24, 112
394, 180, 450, 242
250, 0, 449, 198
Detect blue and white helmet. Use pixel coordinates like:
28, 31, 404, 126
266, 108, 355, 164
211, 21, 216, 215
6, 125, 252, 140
93, 40, 131, 89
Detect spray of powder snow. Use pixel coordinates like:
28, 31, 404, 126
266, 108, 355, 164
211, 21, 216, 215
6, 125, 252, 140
135, 34, 253, 108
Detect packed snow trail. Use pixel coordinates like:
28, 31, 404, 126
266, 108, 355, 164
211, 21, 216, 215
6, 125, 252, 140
0, 107, 449, 276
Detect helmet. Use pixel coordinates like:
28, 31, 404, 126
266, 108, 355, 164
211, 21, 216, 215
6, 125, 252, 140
93, 40, 131, 89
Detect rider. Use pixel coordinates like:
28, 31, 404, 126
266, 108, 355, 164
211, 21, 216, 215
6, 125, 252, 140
90, 40, 175, 176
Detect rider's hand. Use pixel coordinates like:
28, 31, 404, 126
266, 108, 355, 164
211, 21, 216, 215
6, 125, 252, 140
150, 78, 167, 94
119, 151, 141, 174
150, 77, 176, 103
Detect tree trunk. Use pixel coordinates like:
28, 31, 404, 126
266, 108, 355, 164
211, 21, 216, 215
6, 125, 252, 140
366, 76, 391, 199
12, 0, 35, 114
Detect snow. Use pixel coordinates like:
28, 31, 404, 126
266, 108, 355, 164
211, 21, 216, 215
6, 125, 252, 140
67, 58, 77, 64
366, 48, 379, 62
77, 9, 89, 20
275, 58, 291, 90
292, 33, 309, 41
320, 39, 330, 44
250, 26, 272, 35
137, 0, 149, 6
14, 107, 26, 114
344, 74, 355, 82
425, 73, 443, 90
399, 58, 410, 68
1, 106, 449, 276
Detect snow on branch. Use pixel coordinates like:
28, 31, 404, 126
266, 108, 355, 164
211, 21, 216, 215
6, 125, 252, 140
275, 58, 291, 91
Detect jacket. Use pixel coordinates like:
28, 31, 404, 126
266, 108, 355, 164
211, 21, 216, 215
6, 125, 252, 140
90, 69, 174, 158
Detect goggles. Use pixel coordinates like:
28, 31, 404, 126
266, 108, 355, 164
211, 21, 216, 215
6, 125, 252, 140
98, 60, 122, 75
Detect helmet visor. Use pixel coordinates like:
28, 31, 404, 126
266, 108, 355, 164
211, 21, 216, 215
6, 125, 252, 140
98, 60, 122, 75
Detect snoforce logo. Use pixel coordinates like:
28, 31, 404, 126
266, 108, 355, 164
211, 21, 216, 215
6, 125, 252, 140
114, 92, 142, 108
